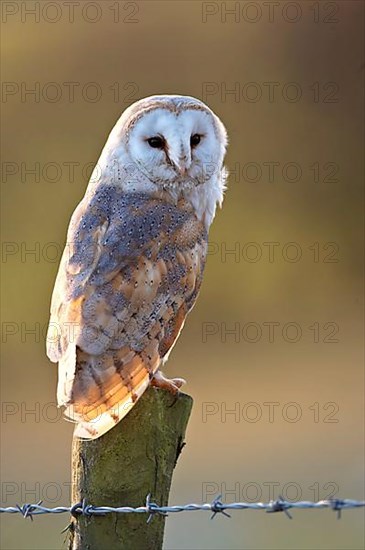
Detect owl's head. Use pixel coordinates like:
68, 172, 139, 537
94, 95, 228, 225
100, 95, 226, 186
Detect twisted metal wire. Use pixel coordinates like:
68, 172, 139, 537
1, 495, 364, 522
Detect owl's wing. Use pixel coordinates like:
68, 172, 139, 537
47, 186, 207, 439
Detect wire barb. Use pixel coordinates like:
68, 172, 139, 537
267, 496, 292, 519
210, 495, 231, 519
145, 494, 168, 524
16, 501, 43, 521
329, 499, 345, 520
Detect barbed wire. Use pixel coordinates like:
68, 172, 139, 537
1, 495, 364, 523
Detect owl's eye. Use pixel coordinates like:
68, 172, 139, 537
190, 134, 201, 147
147, 136, 165, 149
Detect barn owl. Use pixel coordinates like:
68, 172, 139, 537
47, 95, 228, 439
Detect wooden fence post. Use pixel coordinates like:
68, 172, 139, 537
68, 387, 193, 550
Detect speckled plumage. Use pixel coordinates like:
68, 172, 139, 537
47, 95, 227, 439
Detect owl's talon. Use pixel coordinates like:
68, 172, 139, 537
150, 371, 186, 394
170, 377, 186, 389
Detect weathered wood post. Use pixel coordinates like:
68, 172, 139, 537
69, 387, 193, 550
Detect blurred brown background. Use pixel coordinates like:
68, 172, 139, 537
1, 1, 364, 549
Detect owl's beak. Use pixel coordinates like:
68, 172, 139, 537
178, 165, 187, 177
171, 160, 187, 177
170, 152, 190, 177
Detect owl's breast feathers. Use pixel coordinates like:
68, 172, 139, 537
47, 187, 208, 438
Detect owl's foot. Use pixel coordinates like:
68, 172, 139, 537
150, 370, 186, 394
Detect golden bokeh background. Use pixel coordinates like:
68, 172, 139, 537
1, 1, 364, 549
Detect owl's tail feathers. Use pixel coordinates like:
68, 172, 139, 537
62, 348, 159, 440
65, 374, 150, 440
